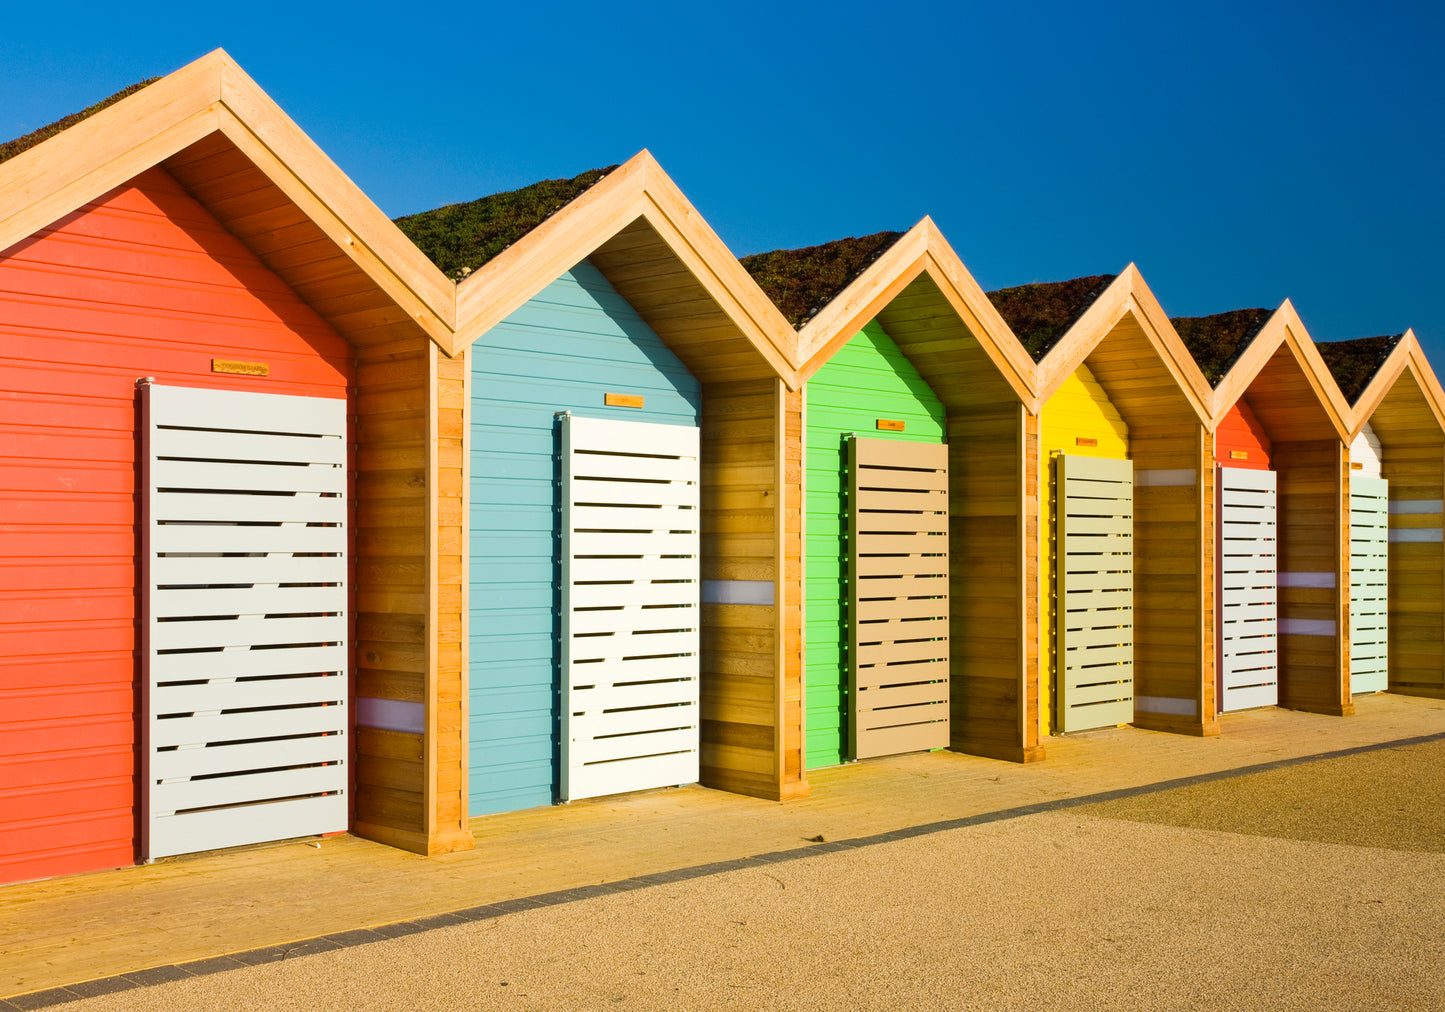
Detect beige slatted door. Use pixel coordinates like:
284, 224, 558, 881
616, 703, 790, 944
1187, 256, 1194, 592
1056, 453, 1133, 732
561, 414, 701, 802
849, 437, 949, 760
142, 383, 348, 861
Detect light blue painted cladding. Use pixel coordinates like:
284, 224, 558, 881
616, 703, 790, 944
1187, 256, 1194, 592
468, 260, 701, 815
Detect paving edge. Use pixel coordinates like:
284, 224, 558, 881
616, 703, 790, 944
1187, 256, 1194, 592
7, 728, 1444, 1009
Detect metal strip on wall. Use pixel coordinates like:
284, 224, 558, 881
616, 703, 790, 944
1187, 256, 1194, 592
1217, 465, 1279, 711
142, 383, 348, 861
849, 437, 949, 759
1350, 475, 1389, 693
1055, 453, 1133, 732
561, 414, 700, 801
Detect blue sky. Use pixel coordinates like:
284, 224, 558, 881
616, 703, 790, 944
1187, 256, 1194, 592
4, 1, 1443, 365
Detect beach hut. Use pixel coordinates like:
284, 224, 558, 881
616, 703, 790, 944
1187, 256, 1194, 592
396, 153, 806, 813
742, 221, 1041, 765
0, 52, 472, 883
988, 269, 1215, 736
1174, 303, 1354, 715
1319, 332, 1445, 699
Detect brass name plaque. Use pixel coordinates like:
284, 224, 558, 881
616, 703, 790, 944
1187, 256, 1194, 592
876, 419, 905, 432
1351, 462, 1364, 470
1075, 436, 1098, 447
605, 393, 644, 409
1230, 449, 1249, 460
212, 359, 270, 377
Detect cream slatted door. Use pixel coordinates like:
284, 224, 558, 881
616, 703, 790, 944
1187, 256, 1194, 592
849, 437, 949, 759
1056, 454, 1133, 732
141, 384, 348, 860
561, 415, 700, 801
1217, 466, 1279, 711
1350, 476, 1389, 693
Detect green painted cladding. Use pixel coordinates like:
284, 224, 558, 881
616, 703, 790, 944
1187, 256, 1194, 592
468, 260, 701, 815
804, 321, 945, 769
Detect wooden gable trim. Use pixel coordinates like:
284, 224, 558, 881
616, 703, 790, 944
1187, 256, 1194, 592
451, 150, 797, 384
0, 49, 455, 350
1350, 330, 1445, 439
794, 219, 1039, 409
1035, 265, 1212, 424
1211, 299, 1353, 441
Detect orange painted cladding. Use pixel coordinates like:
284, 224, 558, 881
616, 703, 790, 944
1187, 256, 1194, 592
1215, 400, 1272, 470
0, 166, 352, 884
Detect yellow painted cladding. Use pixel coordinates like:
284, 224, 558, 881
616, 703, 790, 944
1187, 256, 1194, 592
1039, 363, 1129, 735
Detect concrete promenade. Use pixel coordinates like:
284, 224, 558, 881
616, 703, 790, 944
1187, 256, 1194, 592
4, 692, 1443, 1009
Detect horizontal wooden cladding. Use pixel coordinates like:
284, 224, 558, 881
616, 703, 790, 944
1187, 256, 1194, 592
590, 218, 778, 386
1369, 369, 1445, 450
1240, 345, 1339, 442
0, 170, 354, 883
163, 133, 440, 354
1275, 439, 1350, 715
1382, 432, 1445, 696
880, 273, 1020, 410
1131, 426, 1216, 731
698, 379, 804, 800
947, 405, 1037, 759
1082, 316, 1202, 428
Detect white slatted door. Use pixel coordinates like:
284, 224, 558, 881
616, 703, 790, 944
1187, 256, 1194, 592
142, 384, 348, 860
1056, 454, 1133, 732
1350, 475, 1389, 693
849, 437, 949, 760
1217, 466, 1278, 711
561, 415, 700, 802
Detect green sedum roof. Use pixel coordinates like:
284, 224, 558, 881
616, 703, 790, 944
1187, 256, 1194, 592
985, 274, 1116, 361
0, 77, 159, 167
1316, 334, 1403, 405
740, 231, 905, 330
394, 166, 619, 281
1170, 307, 1274, 387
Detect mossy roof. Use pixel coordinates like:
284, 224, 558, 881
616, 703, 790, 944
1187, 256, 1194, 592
0, 78, 159, 167
1170, 307, 1274, 387
739, 230, 905, 330
394, 166, 618, 281
985, 274, 1116, 361
1316, 334, 1404, 405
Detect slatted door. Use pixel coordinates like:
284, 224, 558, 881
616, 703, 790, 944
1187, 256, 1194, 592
561, 415, 700, 801
1350, 475, 1389, 693
849, 437, 949, 759
1055, 454, 1133, 732
1217, 466, 1278, 711
142, 384, 348, 861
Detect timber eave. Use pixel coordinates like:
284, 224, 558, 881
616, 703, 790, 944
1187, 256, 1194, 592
451, 150, 799, 387
0, 48, 458, 350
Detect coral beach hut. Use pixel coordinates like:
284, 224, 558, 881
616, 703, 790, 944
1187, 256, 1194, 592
396, 153, 807, 815
742, 221, 1042, 766
0, 51, 471, 883
987, 269, 1215, 737
1173, 302, 1354, 715
1319, 331, 1445, 699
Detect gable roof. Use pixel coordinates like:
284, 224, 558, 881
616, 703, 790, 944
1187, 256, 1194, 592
396, 166, 618, 280
740, 231, 905, 330
1170, 307, 1273, 387
0, 78, 158, 166
985, 274, 1116, 362
1209, 301, 1352, 442
1316, 333, 1404, 405
1342, 330, 1445, 442
0, 49, 454, 352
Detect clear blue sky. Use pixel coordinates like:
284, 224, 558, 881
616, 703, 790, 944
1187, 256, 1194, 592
5, 1, 1443, 365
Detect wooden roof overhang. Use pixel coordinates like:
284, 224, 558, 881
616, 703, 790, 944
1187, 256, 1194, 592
451, 151, 798, 387
1211, 301, 1353, 444
1346, 331, 1445, 447
0, 49, 452, 355
1035, 266, 1212, 429
794, 219, 1039, 413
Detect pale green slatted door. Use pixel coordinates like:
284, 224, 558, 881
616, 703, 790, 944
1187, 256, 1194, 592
1056, 454, 1133, 732
1350, 475, 1389, 693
